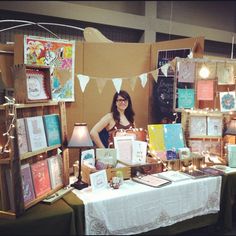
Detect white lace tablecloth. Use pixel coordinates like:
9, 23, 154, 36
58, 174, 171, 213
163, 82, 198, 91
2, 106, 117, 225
73, 176, 222, 235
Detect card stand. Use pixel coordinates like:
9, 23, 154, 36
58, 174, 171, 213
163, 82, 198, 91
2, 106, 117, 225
179, 158, 193, 172
165, 159, 180, 171
11, 64, 52, 103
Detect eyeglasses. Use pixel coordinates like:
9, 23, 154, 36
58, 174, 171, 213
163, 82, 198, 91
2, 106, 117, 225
116, 98, 128, 103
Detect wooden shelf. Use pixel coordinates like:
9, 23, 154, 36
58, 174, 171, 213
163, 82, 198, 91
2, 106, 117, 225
20, 144, 62, 161
0, 101, 69, 218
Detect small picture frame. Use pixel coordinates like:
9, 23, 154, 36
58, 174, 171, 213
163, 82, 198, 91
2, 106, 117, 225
90, 170, 108, 191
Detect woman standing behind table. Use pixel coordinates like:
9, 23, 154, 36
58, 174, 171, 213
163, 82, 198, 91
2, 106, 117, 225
90, 90, 135, 148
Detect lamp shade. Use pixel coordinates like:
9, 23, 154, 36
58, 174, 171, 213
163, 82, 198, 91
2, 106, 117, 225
68, 123, 93, 148
225, 118, 236, 135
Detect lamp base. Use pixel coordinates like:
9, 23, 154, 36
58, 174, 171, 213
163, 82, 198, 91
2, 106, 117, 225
71, 179, 88, 190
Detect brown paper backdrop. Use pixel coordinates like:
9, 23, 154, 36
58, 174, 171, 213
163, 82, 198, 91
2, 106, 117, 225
11, 35, 204, 168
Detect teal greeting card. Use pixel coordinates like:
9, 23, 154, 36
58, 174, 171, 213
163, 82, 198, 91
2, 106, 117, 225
178, 88, 195, 108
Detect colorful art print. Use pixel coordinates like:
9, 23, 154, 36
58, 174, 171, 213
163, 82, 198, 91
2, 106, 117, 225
47, 154, 63, 189
188, 140, 203, 153
189, 116, 207, 137
177, 60, 195, 83
163, 123, 185, 151
147, 124, 165, 152
177, 88, 195, 109
24, 35, 75, 102
188, 140, 221, 156
96, 148, 117, 168
31, 159, 51, 197
16, 118, 29, 155
217, 63, 235, 85
202, 141, 221, 156
21, 163, 36, 205
25, 116, 48, 152
196, 80, 214, 101
90, 170, 108, 191
43, 114, 62, 146
207, 116, 223, 136
220, 92, 236, 112
227, 144, 236, 168
166, 150, 178, 160
157, 49, 191, 77
178, 147, 191, 160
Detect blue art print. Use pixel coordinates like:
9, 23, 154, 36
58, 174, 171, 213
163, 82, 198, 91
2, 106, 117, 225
220, 92, 236, 112
178, 88, 195, 109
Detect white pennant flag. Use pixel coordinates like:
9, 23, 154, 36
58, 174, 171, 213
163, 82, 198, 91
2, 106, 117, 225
187, 51, 193, 58
77, 74, 90, 92
112, 78, 122, 93
151, 70, 158, 82
139, 73, 148, 88
130, 76, 137, 91
96, 78, 107, 94
160, 63, 169, 77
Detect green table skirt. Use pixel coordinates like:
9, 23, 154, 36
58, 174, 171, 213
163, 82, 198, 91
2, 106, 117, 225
0, 199, 76, 235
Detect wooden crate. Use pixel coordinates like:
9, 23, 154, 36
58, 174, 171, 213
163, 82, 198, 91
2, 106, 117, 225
81, 164, 131, 185
11, 64, 52, 104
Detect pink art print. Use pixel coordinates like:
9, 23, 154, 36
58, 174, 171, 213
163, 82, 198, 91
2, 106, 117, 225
24, 36, 75, 101
197, 80, 214, 101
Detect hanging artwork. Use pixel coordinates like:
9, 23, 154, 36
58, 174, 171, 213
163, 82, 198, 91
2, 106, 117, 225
177, 88, 195, 109
219, 91, 236, 112
152, 48, 190, 123
196, 80, 214, 101
178, 60, 195, 83
216, 63, 235, 85
24, 35, 75, 102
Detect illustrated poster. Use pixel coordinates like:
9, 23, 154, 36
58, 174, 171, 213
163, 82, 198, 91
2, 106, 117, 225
24, 35, 75, 102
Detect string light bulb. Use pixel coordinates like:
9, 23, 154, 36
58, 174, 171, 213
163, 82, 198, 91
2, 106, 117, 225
199, 65, 210, 78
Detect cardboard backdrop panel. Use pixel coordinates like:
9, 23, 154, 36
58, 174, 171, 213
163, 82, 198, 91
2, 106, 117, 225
78, 42, 151, 131
0, 44, 14, 88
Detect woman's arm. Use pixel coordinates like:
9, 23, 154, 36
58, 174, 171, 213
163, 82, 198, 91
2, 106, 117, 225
90, 113, 112, 148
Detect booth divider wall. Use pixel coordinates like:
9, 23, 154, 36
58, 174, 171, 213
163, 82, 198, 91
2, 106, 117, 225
10, 35, 204, 167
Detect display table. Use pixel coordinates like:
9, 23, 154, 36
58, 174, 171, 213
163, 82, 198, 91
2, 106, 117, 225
73, 176, 222, 235
218, 170, 236, 232
0, 198, 76, 236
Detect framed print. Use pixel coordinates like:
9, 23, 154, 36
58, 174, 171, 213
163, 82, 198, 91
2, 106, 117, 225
207, 116, 223, 136
196, 80, 214, 101
177, 88, 195, 109
189, 116, 207, 137
178, 60, 195, 83
217, 62, 235, 85
90, 170, 108, 191
219, 91, 236, 112
114, 136, 134, 165
24, 35, 75, 102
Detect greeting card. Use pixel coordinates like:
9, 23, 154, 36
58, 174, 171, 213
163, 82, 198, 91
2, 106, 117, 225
197, 80, 214, 101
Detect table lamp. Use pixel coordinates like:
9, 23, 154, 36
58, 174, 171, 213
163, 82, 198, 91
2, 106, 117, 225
68, 123, 93, 190
225, 117, 236, 144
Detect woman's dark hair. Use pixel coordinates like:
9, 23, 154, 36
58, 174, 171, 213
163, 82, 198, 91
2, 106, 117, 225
110, 90, 135, 123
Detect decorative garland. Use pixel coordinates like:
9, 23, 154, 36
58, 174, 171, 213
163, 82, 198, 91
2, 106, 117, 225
0, 96, 16, 156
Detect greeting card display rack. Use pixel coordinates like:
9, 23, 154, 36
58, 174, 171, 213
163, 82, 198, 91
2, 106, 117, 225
0, 100, 69, 219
